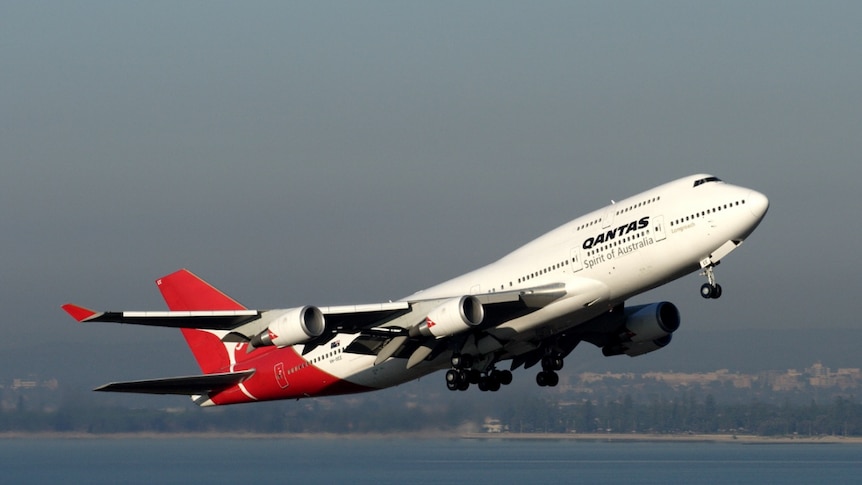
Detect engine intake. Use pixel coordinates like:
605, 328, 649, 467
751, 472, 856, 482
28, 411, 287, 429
601, 302, 680, 358
249, 306, 326, 348
620, 302, 680, 343
410, 296, 484, 338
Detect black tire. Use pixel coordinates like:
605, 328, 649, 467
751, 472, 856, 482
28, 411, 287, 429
451, 354, 473, 368
536, 371, 548, 387
552, 356, 564, 371
498, 370, 513, 385
547, 371, 559, 387
713, 284, 723, 299
445, 369, 460, 385
700, 283, 714, 299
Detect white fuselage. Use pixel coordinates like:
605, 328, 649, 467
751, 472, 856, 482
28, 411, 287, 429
294, 174, 768, 391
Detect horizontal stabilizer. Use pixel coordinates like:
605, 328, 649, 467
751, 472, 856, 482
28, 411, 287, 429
94, 370, 255, 395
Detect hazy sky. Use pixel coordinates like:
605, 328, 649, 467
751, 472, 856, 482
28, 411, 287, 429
2, 2, 861, 384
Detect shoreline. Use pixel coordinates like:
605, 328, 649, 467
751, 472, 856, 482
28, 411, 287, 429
2, 431, 862, 444
460, 432, 862, 444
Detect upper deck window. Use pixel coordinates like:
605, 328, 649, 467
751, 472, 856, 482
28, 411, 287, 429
694, 176, 722, 187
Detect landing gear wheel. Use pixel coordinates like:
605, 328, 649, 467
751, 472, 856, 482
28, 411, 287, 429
446, 369, 460, 391
446, 369, 469, 391
542, 355, 563, 371
541, 353, 564, 372
451, 354, 473, 369
446, 369, 460, 384
700, 283, 723, 299
536, 370, 559, 387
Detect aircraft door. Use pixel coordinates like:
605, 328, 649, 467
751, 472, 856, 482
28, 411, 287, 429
652, 215, 667, 242
274, 362, 289, 389
603, 205, 616, 229
570, 247, 584, 273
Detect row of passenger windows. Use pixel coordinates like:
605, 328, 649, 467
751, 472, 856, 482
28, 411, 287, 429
615, 196, 660, 216
577, 218, 602, 231
517, 259, 571, 286
499, 197, 660, 290
484, 257, 574, 293
669, 199, 746, 227
287, 348, 344, 375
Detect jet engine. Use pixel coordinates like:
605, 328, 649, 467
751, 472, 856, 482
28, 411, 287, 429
410, 296, 484, 338
604, 334, 673, 357
602, 302, 679, 357
620, 302, 680, 343
249, 306, 326, 348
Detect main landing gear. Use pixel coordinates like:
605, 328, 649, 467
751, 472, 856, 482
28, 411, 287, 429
445, 354, 512, 392
699, 261, 723, 299
536, 353, 563, 387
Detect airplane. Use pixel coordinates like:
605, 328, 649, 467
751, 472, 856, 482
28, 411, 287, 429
62, 174, 768, 406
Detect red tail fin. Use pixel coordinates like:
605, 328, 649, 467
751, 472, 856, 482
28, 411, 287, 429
157, 269, 245, 374
157, 269, 246, 312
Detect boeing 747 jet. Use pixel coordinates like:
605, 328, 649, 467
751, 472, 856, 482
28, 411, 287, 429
63, 174, 768, 406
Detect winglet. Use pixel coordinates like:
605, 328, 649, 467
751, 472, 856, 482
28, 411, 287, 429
61, 303, 99, 322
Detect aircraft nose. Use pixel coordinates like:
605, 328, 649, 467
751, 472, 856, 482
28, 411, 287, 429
747, 190, 769, 220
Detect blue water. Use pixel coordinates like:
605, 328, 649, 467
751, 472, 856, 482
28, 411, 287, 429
2, 437, 861, 484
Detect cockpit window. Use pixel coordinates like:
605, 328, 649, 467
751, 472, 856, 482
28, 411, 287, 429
694, 176, 722, 187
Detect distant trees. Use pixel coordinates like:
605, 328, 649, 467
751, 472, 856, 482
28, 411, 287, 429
1, 388, 861, 436
552, 393, 862, 436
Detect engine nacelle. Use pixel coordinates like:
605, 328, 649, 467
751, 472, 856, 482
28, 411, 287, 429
620, 302, 680, 343
410, 296, 484, 338
604, 334, 673, 357
250, 306, 326, 348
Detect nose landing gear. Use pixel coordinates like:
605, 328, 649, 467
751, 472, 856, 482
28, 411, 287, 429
699, 260, 723, 299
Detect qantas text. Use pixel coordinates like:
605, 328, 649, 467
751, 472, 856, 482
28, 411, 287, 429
582, 216, 650, 250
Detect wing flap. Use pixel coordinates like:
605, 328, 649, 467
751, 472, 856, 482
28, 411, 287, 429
94, 370, 255, 395
318, 302, 411, 332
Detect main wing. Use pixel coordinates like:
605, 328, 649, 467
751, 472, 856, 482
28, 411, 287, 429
62, 268, 578, 376
63, 286, 568, 358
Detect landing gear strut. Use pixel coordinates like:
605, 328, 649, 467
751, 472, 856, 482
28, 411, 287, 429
699, 261, 723, 299
536, 353, 563, 387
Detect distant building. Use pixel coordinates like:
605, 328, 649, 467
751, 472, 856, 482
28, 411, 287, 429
11, 379, 37, 390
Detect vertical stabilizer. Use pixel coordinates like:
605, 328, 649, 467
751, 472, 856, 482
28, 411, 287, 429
157, 269, 246, 312
156, 269, 246, 374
